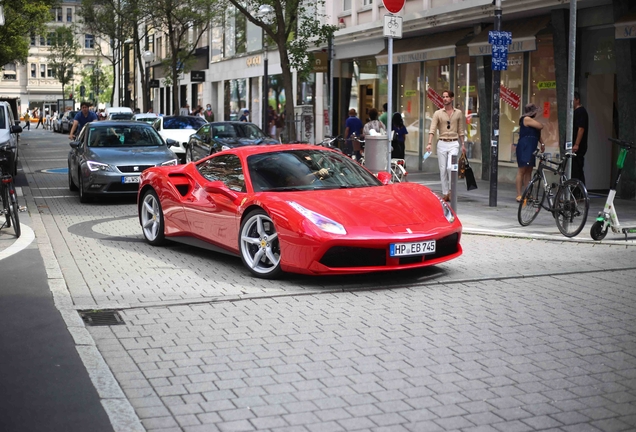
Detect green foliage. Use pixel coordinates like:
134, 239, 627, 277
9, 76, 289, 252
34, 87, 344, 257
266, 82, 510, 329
0, 0, 56, 66
48, 26, 82, 94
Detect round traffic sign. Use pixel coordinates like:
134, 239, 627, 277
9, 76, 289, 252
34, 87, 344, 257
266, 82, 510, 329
382, 0, 405, 14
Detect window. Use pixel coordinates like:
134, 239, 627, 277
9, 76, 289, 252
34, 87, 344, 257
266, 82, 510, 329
2, 63, 17, 81
235, 13, 246, 55
40, 64, 46, 78
224, 8, 236, 57
47, 32, 54, 46
31, 34, 36, 46
197, 154, 245, 192
31, 64, 36, 78
47, 67, 56, 78
246, 21, 262, 53
40, 35, 45, 46
66, 8, 72, 22
363, 0, 373, 5
85, 34, 94, 49
156, 37, 163, 60
57, 8, 63, 21
211, 26, 223, 62
343, 0, 351, 11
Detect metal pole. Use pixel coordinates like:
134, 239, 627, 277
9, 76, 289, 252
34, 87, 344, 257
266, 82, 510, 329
489, 0, 502, 207
145, 62, 149, 113
387, 37, 393, 173
450, 154, 458, 211
328, 37, 334, 137
565, 0, 577, 178
263, 53, 268, 132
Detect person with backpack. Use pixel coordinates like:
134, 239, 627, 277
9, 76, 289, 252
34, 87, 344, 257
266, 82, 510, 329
23, 110, 31, 130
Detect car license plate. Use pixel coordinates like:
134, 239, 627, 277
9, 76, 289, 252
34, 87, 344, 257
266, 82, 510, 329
390, 240, 436, 257
122, 176, 140, 184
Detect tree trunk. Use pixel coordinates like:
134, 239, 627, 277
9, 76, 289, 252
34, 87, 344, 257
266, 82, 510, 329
279, 46, 297, 142
172, 56, 180, 116
134, 26, 147, 112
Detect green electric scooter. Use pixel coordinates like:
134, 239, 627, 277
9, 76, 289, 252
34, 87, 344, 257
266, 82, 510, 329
590, 138, 636, 241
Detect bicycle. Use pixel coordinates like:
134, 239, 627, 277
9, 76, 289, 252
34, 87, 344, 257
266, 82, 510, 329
0, 142, 21, 238
518, 150, 589, 237
350, 133, 407, 183
590, 138, 636, 240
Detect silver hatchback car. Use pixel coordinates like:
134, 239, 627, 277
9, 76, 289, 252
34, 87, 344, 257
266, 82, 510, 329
68, 121, 178, 202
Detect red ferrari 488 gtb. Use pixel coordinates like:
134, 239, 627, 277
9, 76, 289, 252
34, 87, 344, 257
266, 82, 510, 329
138, 144, 462, 278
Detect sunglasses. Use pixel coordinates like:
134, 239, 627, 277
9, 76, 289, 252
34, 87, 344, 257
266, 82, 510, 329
447, 121, 451, 130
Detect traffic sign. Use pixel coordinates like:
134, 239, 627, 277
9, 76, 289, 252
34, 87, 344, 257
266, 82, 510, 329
383, 15, 403, 38
382, 0, 405, 14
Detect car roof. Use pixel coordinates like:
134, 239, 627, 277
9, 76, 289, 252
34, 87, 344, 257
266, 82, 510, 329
86, 120, 153, 128
221, 144, 329, 158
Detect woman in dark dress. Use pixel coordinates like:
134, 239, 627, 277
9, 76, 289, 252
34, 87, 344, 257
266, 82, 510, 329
516, 103, 545, 201
390, 112, 408, 160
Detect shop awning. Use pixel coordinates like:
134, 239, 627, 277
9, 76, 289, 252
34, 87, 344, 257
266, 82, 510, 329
615, 12, 636, 39
335, 39, 385, 60
467, 15, 550, 56
375, 29, 471, 66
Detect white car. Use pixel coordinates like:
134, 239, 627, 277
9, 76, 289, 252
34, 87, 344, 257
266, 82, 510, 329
132, 113, 159, 125
152, 115, 207, 163
0, 101, 22, 176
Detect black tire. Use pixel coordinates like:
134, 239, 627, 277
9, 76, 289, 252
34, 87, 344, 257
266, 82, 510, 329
518, 177, 545, 226
554, 179, 589, 238
140, 189, 166, 245
185, 145, 194, 164
590, 220, 608, 241
239, 209, 282, 279
78, 170, 90, 203
9, 190, 20, 238
68, 166, 78, 191
2, 186, 10, 229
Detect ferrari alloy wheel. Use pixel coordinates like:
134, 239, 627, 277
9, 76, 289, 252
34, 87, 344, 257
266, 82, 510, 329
140, 190, 166, 245
239, 209, 282, 278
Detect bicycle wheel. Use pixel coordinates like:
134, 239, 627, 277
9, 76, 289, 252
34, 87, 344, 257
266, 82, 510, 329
8, 187, 20, 238
554, 179, 589, 237
518, 176, 545, 226
1, 184, 9, 229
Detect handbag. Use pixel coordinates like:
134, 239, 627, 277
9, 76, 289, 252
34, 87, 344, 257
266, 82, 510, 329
458, 153, 467, 179
464, 159, 478, 191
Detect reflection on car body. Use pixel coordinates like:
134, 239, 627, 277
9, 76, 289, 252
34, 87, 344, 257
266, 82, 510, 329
187, 121, 278, 163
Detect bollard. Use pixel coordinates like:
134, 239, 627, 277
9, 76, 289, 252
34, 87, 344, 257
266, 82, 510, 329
450, 153, 458, 212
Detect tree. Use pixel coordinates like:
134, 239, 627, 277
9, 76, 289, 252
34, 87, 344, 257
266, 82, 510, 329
226, 0, 336, 141
48, 26, 81, 100
147, 0, 221, 115
0, 0, 56, 66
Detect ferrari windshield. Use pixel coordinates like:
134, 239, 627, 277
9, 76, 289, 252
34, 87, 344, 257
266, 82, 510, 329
247, 149, 382, 192
87, 124, 165, 147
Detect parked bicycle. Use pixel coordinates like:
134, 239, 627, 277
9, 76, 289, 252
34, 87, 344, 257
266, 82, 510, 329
350, 133, 407, 183
0, 142, 21, 238
318, 135, 344, 152
518, 150, 589, 237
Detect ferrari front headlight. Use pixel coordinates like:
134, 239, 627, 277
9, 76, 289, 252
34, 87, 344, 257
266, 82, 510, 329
439, 197, 455, 223
288, 201, 347, 235
87, 160, 111, 172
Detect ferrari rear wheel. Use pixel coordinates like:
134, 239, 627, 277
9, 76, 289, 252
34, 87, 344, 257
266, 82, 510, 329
239, 209, 282, 278
141, 190, 166, 245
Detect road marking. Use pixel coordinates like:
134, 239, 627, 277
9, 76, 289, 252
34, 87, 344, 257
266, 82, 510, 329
0, 224, 35, 261
32, 195, 77, 199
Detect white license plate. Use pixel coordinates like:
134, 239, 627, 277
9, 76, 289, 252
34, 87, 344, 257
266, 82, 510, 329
122, 176, 140, 184
390, 240, 436, 257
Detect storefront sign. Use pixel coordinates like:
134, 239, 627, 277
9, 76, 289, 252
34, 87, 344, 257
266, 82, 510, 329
468, 38, 536, 56
404, 90, 417, 97
615, 21, 636, 39
537, 81, 556, 90
149, 79, 160, 88
460, 86, 476, 93
312, 52, 328, 73
426, 87, 444, 109
376, 46, 455, 66
359, 58, 377, 74
190, 71, 205, 82
500, 85, 520, 110
246, 55, 262, 67
543, 102, 550, 118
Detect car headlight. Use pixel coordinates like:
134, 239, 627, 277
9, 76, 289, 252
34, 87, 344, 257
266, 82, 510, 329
288, 201, 347, 235
160, 159, 178, 166
86, 161, 111, 172
221, 145, 231, 151
438, 196, 455, 223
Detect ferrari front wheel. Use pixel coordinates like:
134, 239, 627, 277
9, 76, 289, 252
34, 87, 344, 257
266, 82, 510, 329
239, 209, 282, 278
140, 190, 166, 245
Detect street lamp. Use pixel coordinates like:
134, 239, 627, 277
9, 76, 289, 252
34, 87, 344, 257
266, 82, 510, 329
257, 4, 274, 131
142, 50, 155, 113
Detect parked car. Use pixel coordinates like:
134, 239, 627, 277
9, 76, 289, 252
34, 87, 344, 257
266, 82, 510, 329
67, 121, 178, 203
0, 101, 22, 176
105, 107, 134, 120
59, 110, 78, 134
152, 115, 207, 164
132, 113, 159, 125
186, 121, 278, 162
137, 144, 462, 279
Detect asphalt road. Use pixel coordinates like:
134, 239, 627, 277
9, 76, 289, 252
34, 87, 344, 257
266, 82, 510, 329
4, 128, 635, 432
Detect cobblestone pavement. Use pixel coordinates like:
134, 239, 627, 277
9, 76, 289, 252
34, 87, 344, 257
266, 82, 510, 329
13, 129, 636, 431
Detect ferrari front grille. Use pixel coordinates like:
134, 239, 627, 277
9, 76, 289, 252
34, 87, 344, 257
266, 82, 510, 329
319, 246, 386, 268
426, 233, 459, 260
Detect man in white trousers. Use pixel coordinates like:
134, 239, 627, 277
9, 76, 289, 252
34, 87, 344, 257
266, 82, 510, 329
426, 90, 466, 202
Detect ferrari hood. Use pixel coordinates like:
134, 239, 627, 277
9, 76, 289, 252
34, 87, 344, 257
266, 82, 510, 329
215, 137, 279, 147
281, 183, 448, 228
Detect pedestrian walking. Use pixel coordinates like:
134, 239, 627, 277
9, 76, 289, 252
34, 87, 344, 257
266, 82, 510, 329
267, 106, 278, 139
515, 103, 545, 201
572, 91, 589, 185
390, 112, 408, 160
203, 104, 215, 122
426, 90, 466, 202
36, 109, 44, 129
23, 110, 31, 130
344, 108, 363, 157
69, 101, 98, 140
239, 109, 249, 122
379, 103, 388, 129
45, 109, 51, 130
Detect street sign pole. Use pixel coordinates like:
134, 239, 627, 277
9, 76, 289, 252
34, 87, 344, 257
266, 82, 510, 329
489, 0, 503, 207
565, 0, 577, 179
387, 36, 394, 173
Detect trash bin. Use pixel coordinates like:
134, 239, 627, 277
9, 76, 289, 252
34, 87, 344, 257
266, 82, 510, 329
364, 135, 390, 173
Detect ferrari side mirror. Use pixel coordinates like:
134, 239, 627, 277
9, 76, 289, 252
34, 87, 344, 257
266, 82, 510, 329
376, 171, 392, 185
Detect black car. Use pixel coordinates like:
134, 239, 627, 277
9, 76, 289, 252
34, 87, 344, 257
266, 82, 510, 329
186, 121, 278, 163
59, 110, 78, 134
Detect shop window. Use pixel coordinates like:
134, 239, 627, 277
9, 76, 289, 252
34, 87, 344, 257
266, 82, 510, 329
297, 73, 315, 106
498, 53, 523, 162
228, 78, 247, 121
424, 59, 451, 154
530, 35, 559, 159
267, 74, 285, 114
455, 60, 481, 160
398, 62, 421, 154
340, 58, 382, 135
85, 34, 94, 49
